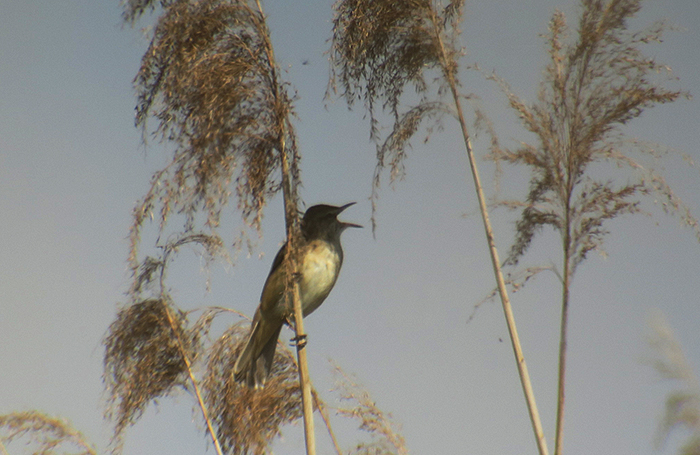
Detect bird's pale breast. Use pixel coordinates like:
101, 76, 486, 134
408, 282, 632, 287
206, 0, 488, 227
299, 240, 341, 316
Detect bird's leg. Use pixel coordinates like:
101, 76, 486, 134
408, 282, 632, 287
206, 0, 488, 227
285, 268, 306, 347
285, 314, 308, 348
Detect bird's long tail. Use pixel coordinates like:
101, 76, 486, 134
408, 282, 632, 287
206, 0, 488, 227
233, 317, 283, 389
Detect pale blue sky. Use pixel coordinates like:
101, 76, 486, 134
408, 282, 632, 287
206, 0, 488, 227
1, 1, 699, 454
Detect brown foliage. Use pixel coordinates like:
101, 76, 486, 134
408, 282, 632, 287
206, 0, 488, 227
330, 0, 441, 126
108, 0, 328, 453
202, 323, 303, 455
332, 364, 408, 455
489, 2, 698, 453
329, 0, 464, 230
103, 233, 231, 454
330, 2, 549, 454
110, 1, 395, 454
120, 0, 174, 24
490, 0, 696, 273
0, 411, 96, 455
128, 0, 299, 270
103, 298, 194, 453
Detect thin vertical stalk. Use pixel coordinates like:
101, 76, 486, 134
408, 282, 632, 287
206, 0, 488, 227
554, 281, 569, 455
313, 390, 343, 455
251, 1, 316, 452
431, 12, 550, 455
286, 346, 341, 455
285, 210, 316, 455
453, 86, 550, 455
162, 305, 224, 455
279, 139, 316, 455
554, 228, 571, 455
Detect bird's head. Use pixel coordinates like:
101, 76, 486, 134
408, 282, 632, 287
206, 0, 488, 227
301, 202, 362, 240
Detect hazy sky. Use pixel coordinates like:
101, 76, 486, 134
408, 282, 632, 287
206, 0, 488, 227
1, 1, 699, 454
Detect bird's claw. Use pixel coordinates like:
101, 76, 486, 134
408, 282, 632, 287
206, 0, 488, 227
283, 316, 307, 348
290, 334, 307, 348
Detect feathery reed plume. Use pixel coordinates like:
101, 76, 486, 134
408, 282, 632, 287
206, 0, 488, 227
202, 323, 303, 455
332, 364, 408, 455
0, 412, 96, 455
329, 1, 549, 453
648, 312, 700, 455
490, 1, 697, 453
127, 0, 300, 270
111, 0, 315, 451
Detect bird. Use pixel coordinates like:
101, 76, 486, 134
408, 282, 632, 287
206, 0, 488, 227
233, 202, 361, 388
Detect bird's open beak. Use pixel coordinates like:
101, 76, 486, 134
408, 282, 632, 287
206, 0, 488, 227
337, 202, 356, 213
337, 202, 362, 229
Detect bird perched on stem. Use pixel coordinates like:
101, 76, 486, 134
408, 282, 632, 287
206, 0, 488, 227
234, 203, 361, 388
